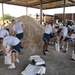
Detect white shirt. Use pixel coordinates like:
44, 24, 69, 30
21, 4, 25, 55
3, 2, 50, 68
72, 25, 75, 32
71, 33, 75, 39
13, 22, 23, 34
45, 24, 52, 34
61, 26, 68, 37
0, 29, 9, 38
3, 36, 20, 46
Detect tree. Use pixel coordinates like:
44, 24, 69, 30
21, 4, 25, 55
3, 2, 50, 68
0, 14, 15, 20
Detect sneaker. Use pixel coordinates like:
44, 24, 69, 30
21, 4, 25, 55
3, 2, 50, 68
70, 58, 75, 61
60, 47, 62, 49
45, 50, 49, 52
15, 59, 19, 63
43, 51, 46, 55
63, 50, 67, 53
20, 46, 23, 49
7, 65, 16, 69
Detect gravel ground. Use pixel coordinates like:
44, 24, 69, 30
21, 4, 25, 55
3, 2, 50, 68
0, 42, 75, 75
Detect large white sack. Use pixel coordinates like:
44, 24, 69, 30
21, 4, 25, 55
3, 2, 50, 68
21, 64, 46, 75
55, 42, 60, 51
29, 55, 45, 65
4, 45, 12, 65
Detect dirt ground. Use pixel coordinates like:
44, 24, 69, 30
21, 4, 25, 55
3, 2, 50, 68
0, 42, 75, 75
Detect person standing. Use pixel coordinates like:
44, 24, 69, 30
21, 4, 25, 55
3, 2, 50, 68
43, 21, 52, 55
11, 19, 24, 49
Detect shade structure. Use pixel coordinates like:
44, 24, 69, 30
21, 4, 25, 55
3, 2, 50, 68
0, 0, 75, 9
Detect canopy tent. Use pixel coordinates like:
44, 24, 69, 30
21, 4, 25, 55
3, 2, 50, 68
0, 0, 75, 24
0, 0, 75, 9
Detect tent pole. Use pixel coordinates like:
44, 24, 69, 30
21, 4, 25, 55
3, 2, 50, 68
40, 0, 42, 25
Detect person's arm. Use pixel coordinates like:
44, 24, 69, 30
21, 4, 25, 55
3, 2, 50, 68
12, 30, 16, 36
8, 45, 12, 53
12, 25, 16, 36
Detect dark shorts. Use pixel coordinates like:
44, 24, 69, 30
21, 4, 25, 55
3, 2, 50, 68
16, 32, 23, 40
12, 42, 20, 53
43, 33, 50, 42
64, 37, 71, 42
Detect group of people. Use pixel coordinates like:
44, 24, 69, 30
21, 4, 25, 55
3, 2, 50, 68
43, 20, 75, 61
0, 19, 24, 69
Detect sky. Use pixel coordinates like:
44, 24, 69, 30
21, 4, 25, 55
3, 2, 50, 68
0, 3, 75, 17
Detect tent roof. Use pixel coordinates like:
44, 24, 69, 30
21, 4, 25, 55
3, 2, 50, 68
0, 0, 75, 9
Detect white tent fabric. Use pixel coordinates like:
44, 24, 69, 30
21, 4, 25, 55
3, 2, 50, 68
29, 55, 45, 65
21, 64, 46, 75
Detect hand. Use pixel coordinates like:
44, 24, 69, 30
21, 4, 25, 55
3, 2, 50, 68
4, 53, 7, 56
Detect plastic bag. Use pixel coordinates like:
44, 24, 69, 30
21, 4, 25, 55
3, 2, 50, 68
4, 45, 12, 65
55, 42, 60, 51
21, 64, 46, 75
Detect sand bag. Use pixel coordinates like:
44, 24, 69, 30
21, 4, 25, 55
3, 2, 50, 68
21, 64, 46, 75
55, 42, 60, 51
4, 45, 12, 65
29, 55, 45, 66
72, 50, 75, 60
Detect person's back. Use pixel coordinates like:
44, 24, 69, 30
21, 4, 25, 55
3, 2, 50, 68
0, 29, 9, 38
3, 36, 20, 46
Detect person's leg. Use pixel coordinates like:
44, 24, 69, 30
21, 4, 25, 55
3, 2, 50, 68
20, 33, 24, 48
0, 44, 3, 52
71, 38, 75, 60
45, 42, 49, 50
16, 33, 23, 49
8, 52, 16, 69
20, 39, 24, 48
61, 37, 65, 49
65, 42, 68, 51
63, 41, 68, 53
15, 52, 19, 63
73, 38, 75, 54
43, 42, 46, 55
11, 52, 15, 63
43, 33, 50, 55
43, 42, 46, 51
